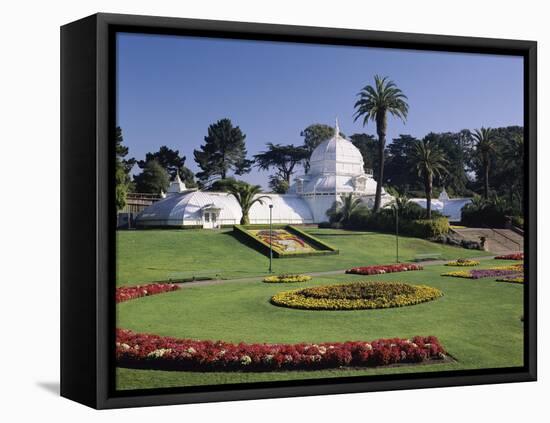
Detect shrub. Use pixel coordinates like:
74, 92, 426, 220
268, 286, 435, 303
263, 274, 312, 283
403, 218, 450, 238
511, 216, 524, 229
271, 281, 443, 310
116, 329, 447, 371
347, 207, 449, 239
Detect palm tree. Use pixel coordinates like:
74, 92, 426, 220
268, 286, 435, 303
226, 181, 270, 225
502, 133, 524, 209
354, 75, 409, 212
326, 193, 363, 226
388, 192, 412, 216
472, 127, 496, 199
410, 139, 448, 219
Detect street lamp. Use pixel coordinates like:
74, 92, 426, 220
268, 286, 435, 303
269, 204, 273, 273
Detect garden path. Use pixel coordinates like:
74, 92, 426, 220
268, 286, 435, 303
174, 255, 498, 289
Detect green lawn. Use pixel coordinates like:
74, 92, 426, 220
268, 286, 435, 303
116, 228, 486, 286
116, 259, 524, 390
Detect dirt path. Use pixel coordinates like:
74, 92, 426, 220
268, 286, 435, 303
175, 255, 498, 289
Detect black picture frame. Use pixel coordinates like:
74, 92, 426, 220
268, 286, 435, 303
60, 12, 537, 409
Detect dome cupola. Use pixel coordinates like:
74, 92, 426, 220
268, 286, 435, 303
308, 119, 365, 176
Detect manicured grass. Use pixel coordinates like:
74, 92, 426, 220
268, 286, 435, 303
116, 228, 486, 286
116, 259, 524, 390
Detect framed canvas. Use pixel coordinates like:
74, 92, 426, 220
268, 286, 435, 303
60, 13, 537, 409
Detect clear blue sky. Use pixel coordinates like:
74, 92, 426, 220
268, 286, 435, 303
117, 32, 523, 188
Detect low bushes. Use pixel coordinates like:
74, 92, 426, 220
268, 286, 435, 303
346, 263, 423, 275
116, 329, 447, 371
345, 207, 450, 239
263, 274, 312, 283
445, 259, 480, 267
116, 283, 180, 303
271, 281, 443, 310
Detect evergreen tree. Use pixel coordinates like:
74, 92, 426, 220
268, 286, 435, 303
133, 160, 170, 194
193, 118, 252, 185
114, 127, 135, 211
138, 146, 196, 187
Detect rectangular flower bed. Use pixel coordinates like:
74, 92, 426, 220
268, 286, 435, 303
346, 263, 423, 275
116, 329, 446, 371
233, 224, 339, 258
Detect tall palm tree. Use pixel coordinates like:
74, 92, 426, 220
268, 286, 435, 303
354, 75, 409, 212
472, 127, 496, 199
226, 181, 270, 225
410, 139, 448, 219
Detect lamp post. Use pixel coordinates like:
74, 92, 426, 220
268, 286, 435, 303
269, 204, 273, 273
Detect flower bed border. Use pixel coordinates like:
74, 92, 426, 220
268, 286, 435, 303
442, 264, 523, 280
445, 259, 480, 267
116, 329, 447, 372
495, 253, 524, 260
116, 283, 180, 303
345, 263, 423, 276
263, 274, 312, 283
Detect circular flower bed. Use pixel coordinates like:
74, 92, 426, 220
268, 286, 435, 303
263, 274, 312, 283
445, 259, 480, 267
271, 281, 443, 310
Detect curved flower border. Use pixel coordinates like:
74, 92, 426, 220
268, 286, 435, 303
116, 329, 446, 371
115, 281, 447, 371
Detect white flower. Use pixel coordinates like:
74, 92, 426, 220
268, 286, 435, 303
120, 343, 130, 350
240, 355, 252, 365
364, 343, 372, 350
147, 348, 172, 358
284, 354, 293, 363
318, 346, 327, 354
186, 347, 197, 354
262, 354, 274, 363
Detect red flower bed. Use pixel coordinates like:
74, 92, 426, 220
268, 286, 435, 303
116, 283, 180, 303
116, 329, 446, 371
346, 263, 423, 276
495, 253, 524, 260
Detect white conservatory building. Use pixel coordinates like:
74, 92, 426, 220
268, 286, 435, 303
135, 120, 467, 228
135, 121, 391, 228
